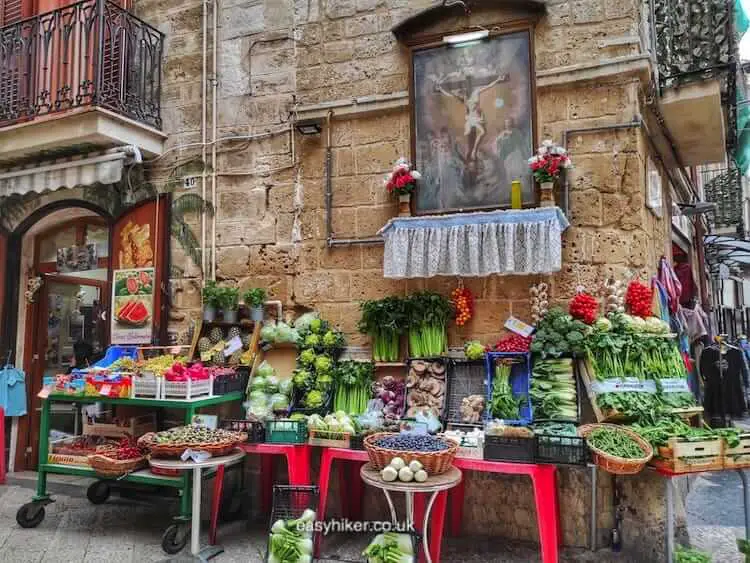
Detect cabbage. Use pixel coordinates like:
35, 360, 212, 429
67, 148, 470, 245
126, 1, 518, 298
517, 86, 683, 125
269, 393, 290, 411
248, 389, 267, 402
275, 322, 296, 343
265, 375, 279, 394
250, 376, 267, 392
256, 361, 275, 379
247, 398, 271, 419
260, 323, 278, 342
594, 317, 612, 332
278, 378, 293, 397
294, 312, 320, 332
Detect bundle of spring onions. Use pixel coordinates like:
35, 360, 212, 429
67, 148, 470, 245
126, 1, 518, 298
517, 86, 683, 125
268, 509, 315, 563
363, 532, 414, 563
489, 360, 520, 419
531, 358, 577, 420
406, 291, 453, 358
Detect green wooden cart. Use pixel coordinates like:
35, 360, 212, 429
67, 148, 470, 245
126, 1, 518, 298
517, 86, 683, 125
15, 391, 244, 554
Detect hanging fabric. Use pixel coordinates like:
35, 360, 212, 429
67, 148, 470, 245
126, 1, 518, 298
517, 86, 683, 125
657, 256, 682, 315
0, 364, 27, 417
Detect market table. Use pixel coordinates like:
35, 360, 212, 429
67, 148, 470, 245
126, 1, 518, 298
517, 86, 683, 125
150, 450, 246, 561
15, 392, 244, 554
447, 458, 560, 563
361, 463, 462, 563
653, 465, 750, 563
237, 442, 312, 514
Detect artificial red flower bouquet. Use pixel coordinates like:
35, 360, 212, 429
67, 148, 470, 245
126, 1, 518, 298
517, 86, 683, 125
385, 157, 421, 197
528, 140, 573, 184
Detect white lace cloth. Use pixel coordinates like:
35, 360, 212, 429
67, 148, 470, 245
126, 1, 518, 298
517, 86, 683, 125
378, 207, 569, 279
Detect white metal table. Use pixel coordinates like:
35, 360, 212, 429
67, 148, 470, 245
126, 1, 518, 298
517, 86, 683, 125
150, 449, 245, 562
360, 463, 462, 563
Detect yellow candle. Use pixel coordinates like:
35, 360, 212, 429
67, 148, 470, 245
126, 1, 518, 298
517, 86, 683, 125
511, 180, 522, 209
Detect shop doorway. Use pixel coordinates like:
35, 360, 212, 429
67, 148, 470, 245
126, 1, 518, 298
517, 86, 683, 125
27, 277, 109, 467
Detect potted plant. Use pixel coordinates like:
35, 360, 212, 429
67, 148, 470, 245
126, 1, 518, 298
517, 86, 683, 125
358, 296, 407, 362
202, 280, 221, 322
528, 140, 572, 207
217, 286, 240, 323
244, 288, 267, 322
385, 157, 421, 217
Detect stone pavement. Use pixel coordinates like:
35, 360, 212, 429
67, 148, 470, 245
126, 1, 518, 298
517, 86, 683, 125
0, 474, 640, 563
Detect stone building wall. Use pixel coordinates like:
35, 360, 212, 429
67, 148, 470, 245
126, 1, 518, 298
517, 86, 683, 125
133, 0, 678, 556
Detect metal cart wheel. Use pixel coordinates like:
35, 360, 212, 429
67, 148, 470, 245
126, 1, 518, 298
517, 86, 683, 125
86, 481, 111, 505
161, 522, 189, 555
16, 503, 46, 528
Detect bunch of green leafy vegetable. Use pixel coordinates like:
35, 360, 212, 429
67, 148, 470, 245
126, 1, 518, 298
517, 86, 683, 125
587, 427, 644, 459
490, 360, 522, 419
332, 361, 374, 415
358, 296, 407, 362
405, 291, 453, 358
530, 308, 588, 358
673, 545, 711, 563
596, 392, 662, 423
531, 358, 577, 420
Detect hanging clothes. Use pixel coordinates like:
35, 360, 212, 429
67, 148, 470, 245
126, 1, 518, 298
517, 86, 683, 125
0, 365, 27, 417
658, 256, 683, 315
674, 262, 696, 306
701, 346, 746, 423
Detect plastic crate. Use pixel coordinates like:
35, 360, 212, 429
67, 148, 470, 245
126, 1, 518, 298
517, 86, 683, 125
349, 434, 366, 450
222, 419, 265, 443
82, 413, 157, 439
266, 485, 320, 563
445, 359, 487, 425
483, 434, 535, 463
485, 352, 532, 425
131, 374, 162, 399
161, 375, 214, 400
92, 346, 139, 368
266, 419, 308, 444
213, 369, 249, 395
535, 435, 589, 465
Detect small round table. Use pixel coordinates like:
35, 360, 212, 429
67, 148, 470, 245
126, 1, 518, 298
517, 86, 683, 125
360, 463, 462, 563
150, 449, 245, 562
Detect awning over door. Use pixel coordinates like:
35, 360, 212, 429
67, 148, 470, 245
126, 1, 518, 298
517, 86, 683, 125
0, 147, 139, 199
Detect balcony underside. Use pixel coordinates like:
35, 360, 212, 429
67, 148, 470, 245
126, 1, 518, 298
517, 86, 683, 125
0, 106, 165, 165
658, 80, 726, 167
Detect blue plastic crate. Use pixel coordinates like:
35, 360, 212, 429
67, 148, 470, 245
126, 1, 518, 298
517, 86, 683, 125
484, 352, 533, 426
92, 346, 139, 368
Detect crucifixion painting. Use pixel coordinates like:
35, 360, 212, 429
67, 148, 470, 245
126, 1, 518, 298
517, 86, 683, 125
412, 31, 534, 215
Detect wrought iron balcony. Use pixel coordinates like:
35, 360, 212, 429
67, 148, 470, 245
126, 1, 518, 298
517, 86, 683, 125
0, 0, 163, 130
701, 167, 744, 235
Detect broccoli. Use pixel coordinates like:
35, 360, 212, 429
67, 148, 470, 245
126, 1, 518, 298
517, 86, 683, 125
304, 389, 325, 408
304, 333, 321, 348
299, 348, 317, 367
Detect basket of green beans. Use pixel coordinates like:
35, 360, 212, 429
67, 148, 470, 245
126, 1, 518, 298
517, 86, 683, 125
579, 423, 653, 475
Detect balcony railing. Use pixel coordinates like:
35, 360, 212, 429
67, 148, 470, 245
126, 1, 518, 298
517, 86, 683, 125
701, 167, 744, 234
0, 0, 163, 130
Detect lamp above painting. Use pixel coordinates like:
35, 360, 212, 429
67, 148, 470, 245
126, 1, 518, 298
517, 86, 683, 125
442, 29, 489, 45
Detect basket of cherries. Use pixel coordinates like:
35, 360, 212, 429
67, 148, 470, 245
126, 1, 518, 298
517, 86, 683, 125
88, 436, 147, 477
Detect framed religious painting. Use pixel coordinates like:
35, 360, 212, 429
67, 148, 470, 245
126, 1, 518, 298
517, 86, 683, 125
410, 29, 536, 215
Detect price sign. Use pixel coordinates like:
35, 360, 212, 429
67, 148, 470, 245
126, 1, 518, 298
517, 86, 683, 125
504, 316, 534, 338
660, 378, 691, 393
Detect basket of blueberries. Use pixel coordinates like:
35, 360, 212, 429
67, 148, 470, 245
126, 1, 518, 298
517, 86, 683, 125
363, 432, 459, 475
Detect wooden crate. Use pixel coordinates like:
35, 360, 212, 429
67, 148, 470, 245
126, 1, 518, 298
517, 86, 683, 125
651, 437, 724, 474
577, 359, 631, 423
308, 429, 350, 449
82, 414, 157, 439
725, 434, 750, 469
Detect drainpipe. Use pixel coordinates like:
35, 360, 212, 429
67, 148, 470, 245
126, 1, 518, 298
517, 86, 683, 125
201, 0, 208, 278
325, 110, 333, 248
210, 0, 218, 281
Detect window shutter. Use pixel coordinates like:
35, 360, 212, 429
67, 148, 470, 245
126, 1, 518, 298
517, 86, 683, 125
1, 0, 24, 26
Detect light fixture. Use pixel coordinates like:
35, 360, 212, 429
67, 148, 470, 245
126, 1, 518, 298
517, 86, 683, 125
295, 119, 322, 136
442, 30, 489, 45
675, 202, 716, 216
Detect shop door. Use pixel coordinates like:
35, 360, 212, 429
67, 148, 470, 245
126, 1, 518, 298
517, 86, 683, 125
0, 230, 6, 353
27, 277, 108, 469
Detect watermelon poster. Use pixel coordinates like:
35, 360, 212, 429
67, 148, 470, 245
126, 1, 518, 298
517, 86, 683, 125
111, 268, 154, 344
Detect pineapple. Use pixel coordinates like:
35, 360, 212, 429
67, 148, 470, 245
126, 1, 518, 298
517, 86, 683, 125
241, 331, 251, 349
212, 351, 225, 366
198, 337, 211, 353
228, 326, 241, 341
209, 327, 224, 344
228, 351, 242, 365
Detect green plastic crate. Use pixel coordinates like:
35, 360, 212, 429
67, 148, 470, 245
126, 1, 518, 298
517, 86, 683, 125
265, 419, 308, 444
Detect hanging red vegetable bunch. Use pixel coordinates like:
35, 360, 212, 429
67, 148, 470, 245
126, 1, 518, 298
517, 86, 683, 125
452, 284, 474, 327
569, 289, 599, 325
625, 280, 653, 318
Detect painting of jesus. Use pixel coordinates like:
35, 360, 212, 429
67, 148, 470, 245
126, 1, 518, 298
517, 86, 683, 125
412, 30, 535, 214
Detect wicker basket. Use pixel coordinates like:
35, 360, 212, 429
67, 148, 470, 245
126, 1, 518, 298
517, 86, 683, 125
88, 454, 147, 478
578, 423, 653, 475
137, 432, 245, 459
363, 432, 459, 475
